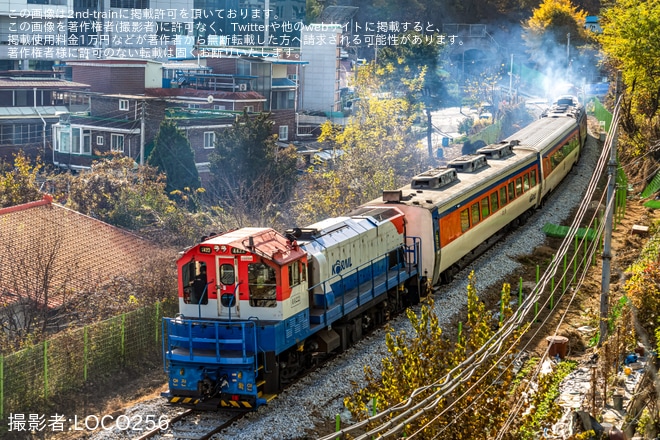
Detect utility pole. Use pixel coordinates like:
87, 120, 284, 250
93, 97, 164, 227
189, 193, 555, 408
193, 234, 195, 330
140, 100, 145, 165
509, 54, 513, 102
599, 119, 617, 345
599, 75, 622, 345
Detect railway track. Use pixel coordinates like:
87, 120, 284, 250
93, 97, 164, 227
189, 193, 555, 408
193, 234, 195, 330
136, 408, 241, 440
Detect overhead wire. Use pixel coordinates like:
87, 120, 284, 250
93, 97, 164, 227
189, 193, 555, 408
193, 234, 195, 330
424, 104, 624, 439
320, 105, 622, 440
495, 196, 611, 438
405, 175, 610, 440
423, 191, 610, 439
424, 104, 623, 439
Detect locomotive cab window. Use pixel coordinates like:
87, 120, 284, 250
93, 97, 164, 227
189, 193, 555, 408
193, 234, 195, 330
181, 260, 194, 304
186, 262, 209, 305
289, 261, 302, 287
248, 262, 277, 307
220, 264, 235, 285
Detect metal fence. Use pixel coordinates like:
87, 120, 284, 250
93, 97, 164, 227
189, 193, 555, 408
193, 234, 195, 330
589, 98, 614, 133
0, 300, 177, 420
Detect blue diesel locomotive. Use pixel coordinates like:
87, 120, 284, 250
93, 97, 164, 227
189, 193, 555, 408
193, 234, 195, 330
162, 208, 423, 409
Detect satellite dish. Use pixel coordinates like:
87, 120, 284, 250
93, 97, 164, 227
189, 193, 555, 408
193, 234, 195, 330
207, 95, 214, 103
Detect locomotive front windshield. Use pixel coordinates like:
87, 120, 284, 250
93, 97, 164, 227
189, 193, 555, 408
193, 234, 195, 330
248, 262, 277, 307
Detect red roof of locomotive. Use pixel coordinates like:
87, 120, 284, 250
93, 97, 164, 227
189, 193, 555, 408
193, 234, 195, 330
201, 228, 306, 265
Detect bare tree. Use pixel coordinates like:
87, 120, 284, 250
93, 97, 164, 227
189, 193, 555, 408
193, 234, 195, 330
0, 229, 81, 350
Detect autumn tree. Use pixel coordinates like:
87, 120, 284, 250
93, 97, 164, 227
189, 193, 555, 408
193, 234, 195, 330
208, 111, 299, 227
147, 120, 201, 205
59, 156, 216, 247
599, 0, 660, 131
0, 152, 43, 208
463, 69, 503, 115
625, 257, 660, 352
305, 0, 323, 22
522, 0, 589, 72
294, 64, 425, 226
344, 272, 521, 438
376, 31, 448, 159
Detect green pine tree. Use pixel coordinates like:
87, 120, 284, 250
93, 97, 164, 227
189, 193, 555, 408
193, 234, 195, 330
147, 120, 201, 200
208, 110, 298, 226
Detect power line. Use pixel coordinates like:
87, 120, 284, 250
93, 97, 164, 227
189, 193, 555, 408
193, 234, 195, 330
319, 107, 620, 440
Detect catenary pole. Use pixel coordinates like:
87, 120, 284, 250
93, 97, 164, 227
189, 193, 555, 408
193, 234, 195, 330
599, 79, 622, 345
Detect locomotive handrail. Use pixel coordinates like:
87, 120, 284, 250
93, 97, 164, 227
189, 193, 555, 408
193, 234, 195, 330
197, 283, 209, 318
308, 244, 409, 292
307, 243, 418, 324
162, 317, 257, 364
405, 236, 422, 270
161, 319, 167, 373
248, 316, 270, 375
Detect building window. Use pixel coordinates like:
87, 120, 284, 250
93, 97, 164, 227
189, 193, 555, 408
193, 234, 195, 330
74, 0, 99, 7
244, 105, 254, 112
96, 135, 104, 145
203, 131, 215, 149
272, 91, 295, 109
237, 59, 250, 76
119, 99, 129, 111
29, 0, 67, 4
71, 128, 81, 153
278, 125, 288, 141
59, 129, 69, 152
111, 133, 124, 152
11, 124, 41, 144
188, 103, 200, 109
110, 0, 148, 7
214, 104, 226, 110
82, 130, 91, 154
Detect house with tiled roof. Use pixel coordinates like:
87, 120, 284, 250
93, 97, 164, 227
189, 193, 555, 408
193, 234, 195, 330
0, 195, 173, 332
